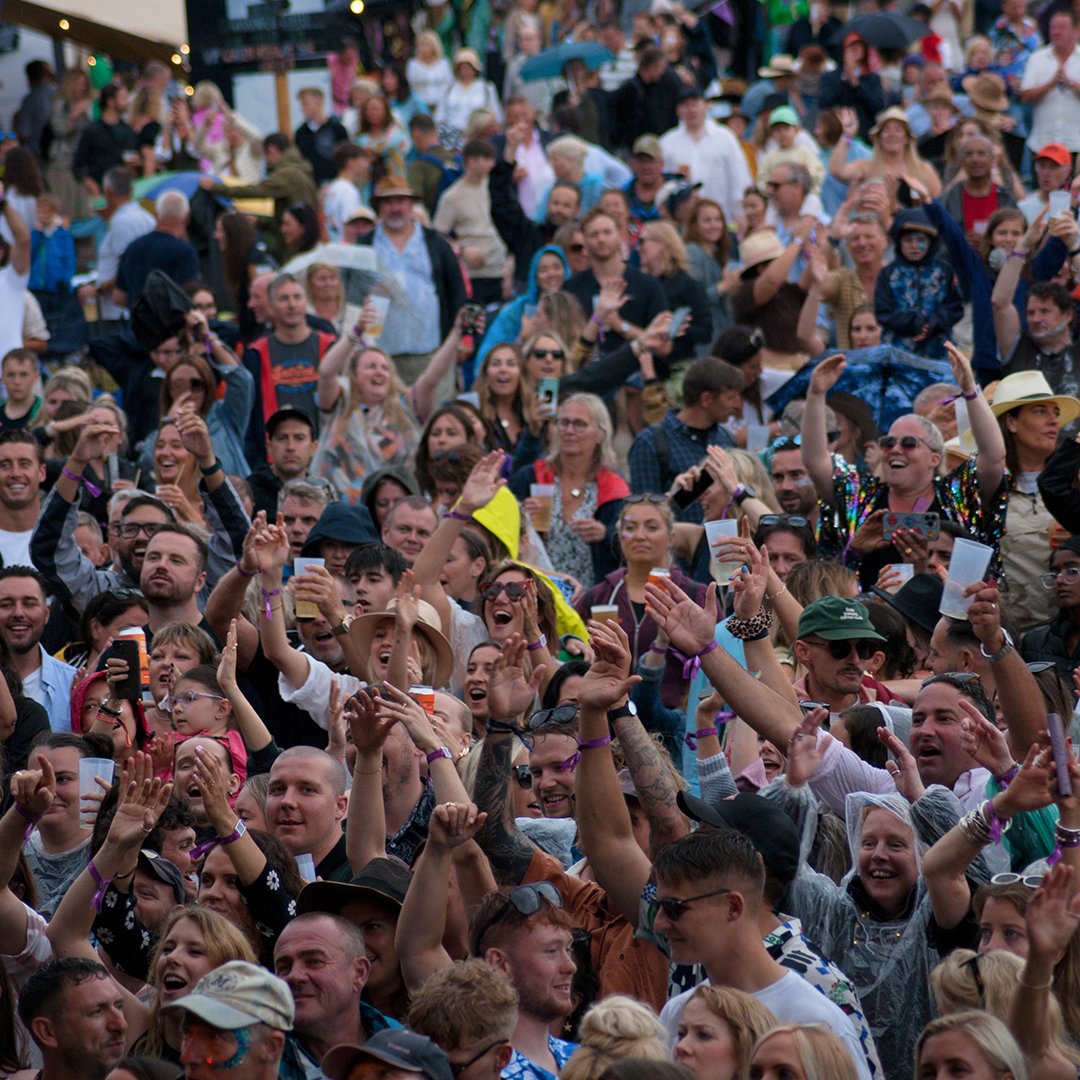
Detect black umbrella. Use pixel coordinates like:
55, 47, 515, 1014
845, 12, 928, 51
130, 270, 192, 351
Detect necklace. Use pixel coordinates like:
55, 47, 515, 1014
569, 486, 582, 498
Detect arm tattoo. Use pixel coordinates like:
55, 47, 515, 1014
473, 734, 535, 885
615, 716, 688, 852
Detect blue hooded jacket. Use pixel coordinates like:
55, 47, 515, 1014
873, 207, 964, 361
470, 244, 570, 387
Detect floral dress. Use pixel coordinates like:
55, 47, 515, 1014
544, 482, 599, 591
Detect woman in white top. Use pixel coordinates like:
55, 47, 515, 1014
407, 31, 454, 113
436, 48, 503, 137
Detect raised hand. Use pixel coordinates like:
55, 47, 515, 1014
808, 354, 846, 396
786, 709, 828, 787
578, 619, 641, 711
326, 677, 346, 761
487, 634, 543, 721
426, 800, 486, 850
394, 570, 421, 631
70, 420, 122, 465
879, 727, 925, 802
345, 689, 399, 757
943, 341, 977, 397
730, 540, 768, 621
375, 682, 440, 754
173, 410, 214, 464
11, 753, 57, 819
458, 450, 506, 514
216, 619, 241, 690
239, 513, 268, 576
1026, 864, 1080, 962
255, 516, 290, 575
191, 743, 234, 832
645, 577, 718, 657
108, 752, 173, 847
997, 743, 1054, 816
957, 698, 1015, 776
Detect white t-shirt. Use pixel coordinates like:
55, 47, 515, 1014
324, 178, 363, 243
0, 527, 34, 569
0, 263, 29, 358
1021, 45, 1080, 151
660, 971, 871, 1080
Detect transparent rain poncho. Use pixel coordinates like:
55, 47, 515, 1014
783, 787, 988, 1080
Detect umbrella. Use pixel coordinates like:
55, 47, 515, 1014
283, 242, 392, 308
844, 12, 928, 51
764, 346, 954, 431
134, 171, 212, 204
519, 41, 613, 81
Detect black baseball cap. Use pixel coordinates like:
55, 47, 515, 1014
265, 406, 316, 437
324, 1030, 453, 1080
297, 857, 411, 916
138, 849, 186, 904
676, 791, 800, 888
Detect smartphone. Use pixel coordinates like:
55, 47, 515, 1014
537, 376, 559, 417
1048, 712, 1073, 796
110, 640, 142, 701
668, 306, 691, 340
461, 303, 483, 335
292, 557, 325, 620
882, 511, 940, 543
671, 470, 714, 509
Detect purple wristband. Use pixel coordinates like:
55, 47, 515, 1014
62, 465, 103, 498
14, 802, 40, 841
444, 509, 471, 522
995, 764, 1019, 788
648, 642, 668, 656
671, 639, 721, 680
685, 726, 720, 750
578, 734, 612, 750
260, 587, 282, 620
426, 746, 453, 764
526, 634, 548, 652
88, 859, 115, 913
235, 560, 258, 579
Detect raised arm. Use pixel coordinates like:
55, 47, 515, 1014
944, 342, 1005, 499
472, 636, 543, 885
646, 577, 803, 749
575, 620, 661, 925
395, 802, 482, 992
344, 690, 393, 871
827, 110, 865, 183
801, 353, 846, 503
411, 309, 467, 424
205, 516, 266, 670
217, 619, 272, 753
255, 517, 310, 689
992, 212, 1045, 357
796, 246, 829, 356
316, 328, 354, 412
3, 189, 30, 275
751, 237, 804, 308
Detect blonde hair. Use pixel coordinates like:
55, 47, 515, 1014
417, 30, 445, 59
343, 345, 415, 433
931, 950, 1080, 1067
916, 1011, 1027, 1080
192, 80, 225, 111
751, 1024, 860, 1080
686, 986, 778, 1074
43, 366, 93, 405
538, 294, 585, 367
642, 221, 690, 276
548, 392, 617, 471
728, 449, 781, 516
548, 135, 589, 171
560, 996, 668, 1080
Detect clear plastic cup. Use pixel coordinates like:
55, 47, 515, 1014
295, 852, 316, 881
1049, 189, 1072, 218
529, 484, 555, 532
591, 604, 619, 625
893, 563, 915, 587
747, 424, 771, 454
367, 294, 391, 339
704, 519, 741, 583
79, 757, 116, 828
939, 538, 993, 618
292, 557, 325, 620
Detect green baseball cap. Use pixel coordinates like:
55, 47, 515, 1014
797, 597, 885, 642
768, 105, 800, 127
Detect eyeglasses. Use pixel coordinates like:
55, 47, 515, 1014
656, 887, 733, 921
920, 671, 982, 689
878, 435, 932, 451
512, 763, 532, 789
624, 494, 669, 506
112, 521, 167, 540
759, 514, 811, 528
450, 1040, 511, 1076
1026, 661, 1057, 674
1040, 566, 1080, 589
556, 417, 590, 431
166, 690, 226, 711
530, 348, 565, 360
473, 881, 564, 949
805, 638, 879, 661
799, 700, 830, 712
990, 872, 1043, 888
480, 581, 528, 602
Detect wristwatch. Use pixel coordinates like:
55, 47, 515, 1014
980, 627, 1014, 664
620, 320, 631, 335
607, 701, 639, 724
329, 614, 356, 636
732, 484, 756, 506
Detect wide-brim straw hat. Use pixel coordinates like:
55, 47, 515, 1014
869, 105, 912, 139
371, 175, 421, 204
962, 72, 1009, 113
988, 370, 1080, 426
348, 598, 454, 689
738, 229, 786, 277
453, 47, 483, 73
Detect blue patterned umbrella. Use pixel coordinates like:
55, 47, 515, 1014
764, 346, 954, 430
519, 41, 613, 81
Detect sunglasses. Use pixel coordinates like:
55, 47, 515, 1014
963, 954, 985, 1004
530, 348, 565, 360
990, 872, 1043, 888
512, 763, 532, 789
657, 886, 732, 921
1040, 566, 1080, 589
481, 581, 528, 602
624, 493, 669, 505
878, 435, 931, 451
1026, 661, 1057, 674
473, 881, 564, 949
450, 1040, 511, 1076
527, 704, 579, 730
759, 514, 811, 528
920, 671, 982, 689
433, 449, 466, 463
806, 638, 878, 661
112, 521, 167, 540
568, 243, 586, 252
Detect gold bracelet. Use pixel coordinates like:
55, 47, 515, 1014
766, 584, 788, 602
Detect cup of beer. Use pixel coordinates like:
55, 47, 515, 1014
410, 684, 436, 716
591, 604, 619, 626
530, 484, 555, 532
367, 294, 391, 339
648, 567, 671, 589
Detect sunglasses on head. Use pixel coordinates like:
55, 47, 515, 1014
920, 671, 982, 689
473, 881, 564, 949
807, 638, 878, 660
990, 872, 1043, 888
963, 954, 985, 1004
530, 348, 565, 360
759, 514, 811, 528
878, 434, 931, 451
1026, 661, 1057, 674
527, 704, 579, 730
433, 449, 465, 463
624, 493, 669, 506
657, 887, 732, 921
481, 581, 528, 602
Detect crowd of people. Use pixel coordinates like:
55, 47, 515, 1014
4, 2, 1080, 1080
